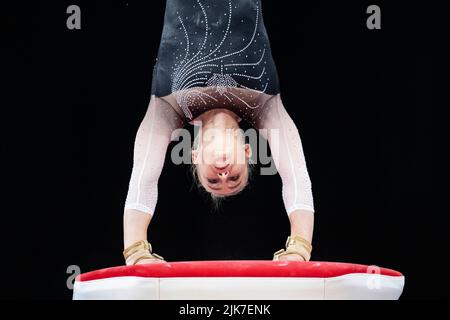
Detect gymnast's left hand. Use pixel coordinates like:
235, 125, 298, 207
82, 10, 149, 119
276, 254, 306, 261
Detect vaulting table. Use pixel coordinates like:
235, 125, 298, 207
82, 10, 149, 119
73, 260, 404, 300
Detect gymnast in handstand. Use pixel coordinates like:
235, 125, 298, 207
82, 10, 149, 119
123, 0, 315, 265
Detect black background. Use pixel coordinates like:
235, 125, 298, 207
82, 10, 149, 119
3, 0, 443, 300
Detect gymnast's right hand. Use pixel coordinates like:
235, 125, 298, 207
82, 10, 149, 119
135, 258, 167, 265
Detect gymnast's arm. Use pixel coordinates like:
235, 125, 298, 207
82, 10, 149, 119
123, 96, 185, 249
255, 95, 315, 243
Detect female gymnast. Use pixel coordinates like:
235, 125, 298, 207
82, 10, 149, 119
122, 0, 315, 265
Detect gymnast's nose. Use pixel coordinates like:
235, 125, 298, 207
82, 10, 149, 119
217, 170, 229, 178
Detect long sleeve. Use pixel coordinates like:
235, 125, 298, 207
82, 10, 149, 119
124, 95, 185, 215
255, 94, 314, 215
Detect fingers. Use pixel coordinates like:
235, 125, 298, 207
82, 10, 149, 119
135, 259, 167, 265
277, 254, 305, 262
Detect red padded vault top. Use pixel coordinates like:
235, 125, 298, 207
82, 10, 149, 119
77, 261, 403, 282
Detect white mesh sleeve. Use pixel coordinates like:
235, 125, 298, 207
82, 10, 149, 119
124, 95, 185, 215
256, 94, 315, 215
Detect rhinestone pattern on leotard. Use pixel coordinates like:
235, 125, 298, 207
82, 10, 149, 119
152, 0, 279, 124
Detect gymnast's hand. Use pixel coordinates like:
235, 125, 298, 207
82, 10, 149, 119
276, 254, 306, 262
273, 235, 312, 262
123, 239, 167, 266
135, 258, 167, 265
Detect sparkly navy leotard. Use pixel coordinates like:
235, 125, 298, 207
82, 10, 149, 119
124, 0, 315, 217
151, 0, 280, 124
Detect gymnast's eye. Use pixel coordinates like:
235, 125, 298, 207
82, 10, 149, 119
230, 175, 240, 182
208, 178, 219, 184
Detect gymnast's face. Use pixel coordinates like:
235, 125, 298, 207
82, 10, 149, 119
192, 128, 252, 197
